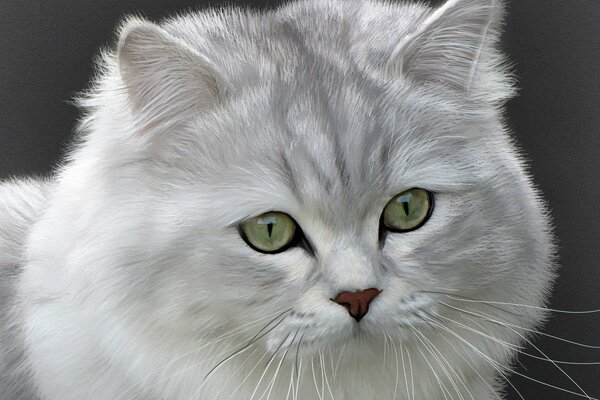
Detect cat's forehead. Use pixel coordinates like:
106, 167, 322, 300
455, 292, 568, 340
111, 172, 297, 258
167, 1, 494, 221
219, 71, 477, 224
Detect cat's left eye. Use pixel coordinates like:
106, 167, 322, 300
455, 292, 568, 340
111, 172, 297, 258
382, 188, 434, 233
239, 212, 297, 254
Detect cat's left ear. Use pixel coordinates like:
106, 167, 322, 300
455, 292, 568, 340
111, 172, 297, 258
117, 18, 228, 134
387, 0, 504, 92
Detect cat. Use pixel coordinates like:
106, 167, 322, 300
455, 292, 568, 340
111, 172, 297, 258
0, 0, 558, 399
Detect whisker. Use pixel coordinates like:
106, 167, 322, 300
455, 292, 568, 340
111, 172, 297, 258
204, 309, 291, 381
247, 308, 294, 347
311, 356, 324, 400
249, 332, 291, 400
426, 309, 522, 352
503, 368, 599, 400
285, 365, 294, 400
294, 333, 304, 382
320, 350, 335, 400
384, 330, 400, 400
203, 349, 262, 399
399, 338, 411, 400
196, 348, 259, 400
410, 325, 454, 400
293, 359, 303, 400
416, 327, 475, 400
319, 350, 325, 400
418, 290, 523, 317
328, 345, 335, 380
422, 309, 599, 400
441, 310, 600, 366
333, 341, 347, 381
436, 303, 594, 399
415, 344, 453, 400
432, 307, 599, 399
438, 300, 600, 349
383, 331, 389, 369
405, 343, 415, 400
263, 330, 299, 400
114, 309, 289, 400
226, 347, 273, 400
444, 294, 600, 314
436, 332, 505, 400
412, 327, 467, 400
419, 313, 531, 400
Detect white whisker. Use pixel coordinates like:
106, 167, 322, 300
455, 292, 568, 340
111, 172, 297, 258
320, 350, 335, 400
412, 327, 466, 400
399, 338, 411, 400
249, 332, 291, 400
416, 327, 475, 400
333, 341, 347, 381
385, 330, 400, 400
405, 344, 415, 400
263, 330, 298, 400
416, 344, 452, 400
200, 348, 259, 400
311, 356, 324, 400
226, 347, 273, 399
437, 333, 504, 400
410, 325, 453, 400
293, 360, 303, 400
421, 312, 599, 400
114, 309, 289, 400
423, 315, 528, 400
446, 295, 600, 314
440, 300, 600, 349
436, 302, 594, 399
285, 365, 294, 400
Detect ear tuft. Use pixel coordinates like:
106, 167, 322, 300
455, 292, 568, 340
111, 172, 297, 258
117, 18, 225, 133
387, 0, 503, 92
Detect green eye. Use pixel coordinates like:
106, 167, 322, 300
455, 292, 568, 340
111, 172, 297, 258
240, 212, 297, 253
383, 188, 434, 232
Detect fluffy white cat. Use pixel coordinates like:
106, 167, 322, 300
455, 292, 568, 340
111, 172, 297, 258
0, 0, 557, 399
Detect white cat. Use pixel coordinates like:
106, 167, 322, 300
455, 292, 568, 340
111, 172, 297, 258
0, 0, 557, 399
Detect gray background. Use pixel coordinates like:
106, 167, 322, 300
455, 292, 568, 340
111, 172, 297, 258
0, 0, 598, 399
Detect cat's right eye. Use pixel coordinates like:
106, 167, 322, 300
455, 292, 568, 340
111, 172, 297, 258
239, 212, 298, 254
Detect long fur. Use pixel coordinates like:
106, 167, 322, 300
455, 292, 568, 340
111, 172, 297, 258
0, 1, 556, 399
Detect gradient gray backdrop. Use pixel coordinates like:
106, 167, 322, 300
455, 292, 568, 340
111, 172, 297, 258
0, 1, 598, 399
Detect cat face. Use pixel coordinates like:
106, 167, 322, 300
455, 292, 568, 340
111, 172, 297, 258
61, 0, 555, 387
111, 70, 541, 354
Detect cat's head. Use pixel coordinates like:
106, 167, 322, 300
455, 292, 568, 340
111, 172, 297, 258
59, 0, 555, 373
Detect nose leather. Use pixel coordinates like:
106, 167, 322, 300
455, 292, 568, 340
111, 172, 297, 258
332, 288, 381, 322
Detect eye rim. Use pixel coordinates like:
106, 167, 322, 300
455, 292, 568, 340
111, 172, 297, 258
238, 211, 313, 255
381, 188, 435, 235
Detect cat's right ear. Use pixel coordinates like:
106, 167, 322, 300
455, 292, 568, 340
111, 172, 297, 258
386, 0, 504, 94
117, 18, 228, 134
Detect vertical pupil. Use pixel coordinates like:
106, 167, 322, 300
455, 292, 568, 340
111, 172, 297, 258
403, 201, 410, 216
267, 223, 274, 237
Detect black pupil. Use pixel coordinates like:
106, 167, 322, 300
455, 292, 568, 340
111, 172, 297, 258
267, 223, 274, 237
403, 201, 410, 215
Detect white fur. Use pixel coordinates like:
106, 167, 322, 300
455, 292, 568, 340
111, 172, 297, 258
0, 0, 556, 399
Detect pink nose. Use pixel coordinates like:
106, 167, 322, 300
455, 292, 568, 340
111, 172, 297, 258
332, 288, 381, 322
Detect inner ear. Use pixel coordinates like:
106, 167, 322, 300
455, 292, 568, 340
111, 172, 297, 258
117, 18, 227, 135
386, 0, 502, 92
